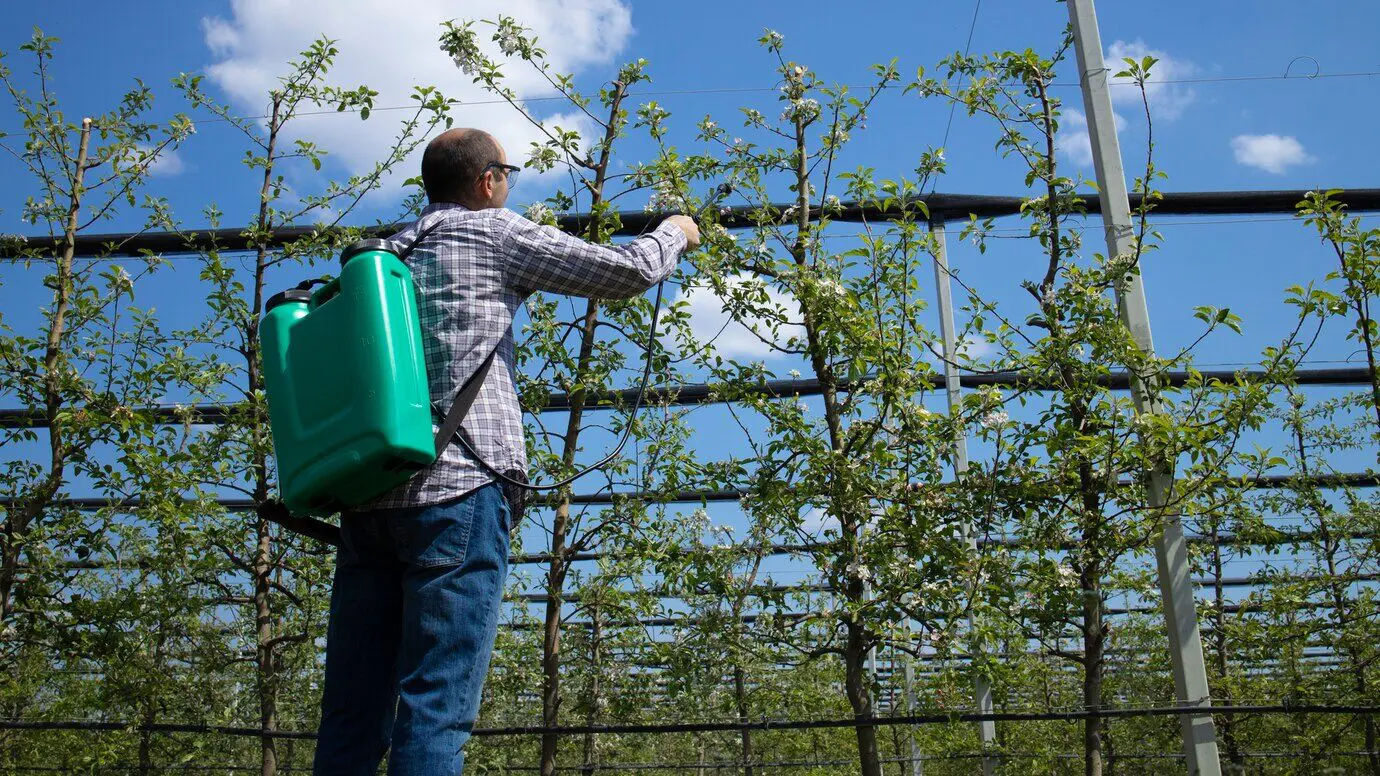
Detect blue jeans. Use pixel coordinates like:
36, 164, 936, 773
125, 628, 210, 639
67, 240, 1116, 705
313, 483, 512, 775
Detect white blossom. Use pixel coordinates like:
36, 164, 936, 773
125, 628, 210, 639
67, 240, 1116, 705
525, 202, 551, 223
797, 401, 810, 413
645, 180, 680, 213
110, 265, 133, 294
817, 278, 846, 297
846, 561, 873, 583
708, 223, 737, 242
764, 29, 784, 49
497, 30, 521, 56
788, 369, 802, 379
980, 410, 1010, 429
452, 53, 478, 76
1056, 564, 1079, 587
780, 98, 821, 124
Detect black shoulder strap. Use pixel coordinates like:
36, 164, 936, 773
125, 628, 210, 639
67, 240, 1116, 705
433, 347, 497, 457
393, 212, 501, 457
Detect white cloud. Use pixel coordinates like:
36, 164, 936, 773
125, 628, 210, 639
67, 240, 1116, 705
201, 16, 239, 57
1230, 134, 1314, 174
140, 146, 185, 177
1056, 107, 1127, 167
673, 273, 804, 361
1106, 39, 1196, 121
199, 0, 633, 201
956, 335, 994, 360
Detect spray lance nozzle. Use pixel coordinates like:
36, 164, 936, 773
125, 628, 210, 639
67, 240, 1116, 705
693, 183, 734, 221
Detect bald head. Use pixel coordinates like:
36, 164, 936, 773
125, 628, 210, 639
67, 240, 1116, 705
421, 128, 505, 206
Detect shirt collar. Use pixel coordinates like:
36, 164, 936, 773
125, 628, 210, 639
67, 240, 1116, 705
421, 201, 472, 216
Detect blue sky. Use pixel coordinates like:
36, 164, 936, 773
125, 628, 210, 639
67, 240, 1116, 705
2, 1, 1378, 597
3, 0, 1377, 357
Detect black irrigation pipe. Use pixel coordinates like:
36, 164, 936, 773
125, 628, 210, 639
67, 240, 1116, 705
7, 189, 1380, 259
8, 470, 1374, 554
3, 703, 1376, 740
500, 571, 1377, 605
9, 511, 1375, 571
10, 752, 1380, 773
8, 471, 1378, 514
21, 531, 1379, 576
15, 752, 1380, 773
1, 367, 1371, 429
503, 597, 1368, 633
510, 594, 1371, 631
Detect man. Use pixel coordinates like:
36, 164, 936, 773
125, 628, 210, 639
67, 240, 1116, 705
313, 128, 700, 774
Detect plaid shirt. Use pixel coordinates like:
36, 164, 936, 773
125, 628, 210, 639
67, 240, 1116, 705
362, 202, 687, 510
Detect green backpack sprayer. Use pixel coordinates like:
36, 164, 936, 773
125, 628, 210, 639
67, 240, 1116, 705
261, 186, 729, 517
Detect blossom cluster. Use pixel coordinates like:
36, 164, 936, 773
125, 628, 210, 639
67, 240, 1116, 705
525, 202, 552, 223
780, 97, 821, 125
980, 410, 1010, 429
645, 180, 682, 213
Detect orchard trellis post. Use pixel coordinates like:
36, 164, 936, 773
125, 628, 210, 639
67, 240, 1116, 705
1065, 0, 1223, 773
929, 215, 998, 775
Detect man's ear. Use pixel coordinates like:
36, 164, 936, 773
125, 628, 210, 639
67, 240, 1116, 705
478, 171, 495, 201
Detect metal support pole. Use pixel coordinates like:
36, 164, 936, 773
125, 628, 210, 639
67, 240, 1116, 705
930, 216, 997, 775
1064, 1, 1222, 773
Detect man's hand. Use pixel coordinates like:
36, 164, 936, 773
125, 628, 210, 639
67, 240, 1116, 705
664, 215, 701, 252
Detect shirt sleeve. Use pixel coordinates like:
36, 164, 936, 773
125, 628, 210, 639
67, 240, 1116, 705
498, 210, 687, 299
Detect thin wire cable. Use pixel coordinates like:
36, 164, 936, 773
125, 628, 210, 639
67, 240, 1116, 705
25, 69, 1369, 132
931, 0, 983, 194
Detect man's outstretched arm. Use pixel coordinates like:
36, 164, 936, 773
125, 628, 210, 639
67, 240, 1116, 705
500, 211, 698, 299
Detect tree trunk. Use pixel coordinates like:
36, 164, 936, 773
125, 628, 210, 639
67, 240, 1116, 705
783, 77, 882, 776
0, 117, 91, 633
138, 700, 155, 776
734, 664, 753, 776
845, 614, 883, 776
254, 512, 278, 776
1081, 567, 1104, 776
581, 609, 602, 776
539, 539, 567, 776
250, 97, 283, 776
540, 81, 627, 776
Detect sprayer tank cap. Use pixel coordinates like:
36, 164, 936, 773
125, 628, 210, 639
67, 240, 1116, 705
339, 238, 396, 266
